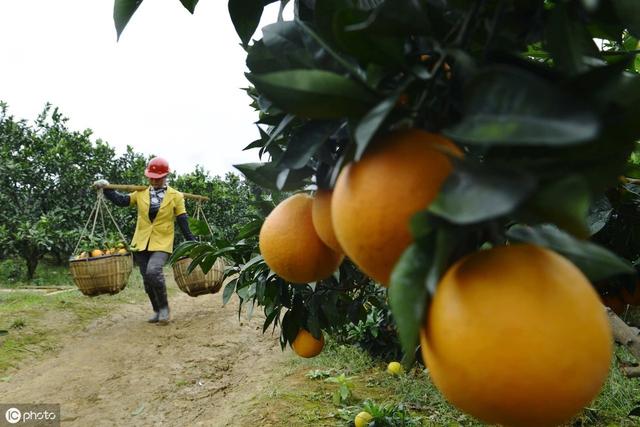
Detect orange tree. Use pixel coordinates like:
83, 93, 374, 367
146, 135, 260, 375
0, 103, 147, 278
117, 0, 640, 340
117, 0, 640, 424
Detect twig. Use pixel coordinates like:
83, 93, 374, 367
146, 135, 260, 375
621, 365, 640, 378
607, 308, 640, 357
601, 49, 640, 56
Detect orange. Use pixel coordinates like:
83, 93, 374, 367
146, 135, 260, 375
421, 244, 612, 427
311, 189, 343, 254
259, 193, 343, 284
292, 329, 324, 358
117, 248, 128, 255
354, 411, 373, 427
90, 249, 104, 258
332, 129, 460, 285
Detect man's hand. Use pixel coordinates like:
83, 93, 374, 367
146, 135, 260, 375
93, 179, 109, 189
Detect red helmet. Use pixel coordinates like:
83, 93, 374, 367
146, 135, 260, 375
145, 157, 170, 179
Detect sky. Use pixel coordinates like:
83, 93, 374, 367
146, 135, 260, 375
0, 0, 288, 177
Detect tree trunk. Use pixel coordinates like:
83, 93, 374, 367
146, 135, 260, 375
23, 251, 39, 281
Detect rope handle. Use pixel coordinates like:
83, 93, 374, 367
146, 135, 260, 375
192, 200, 215, 240
72, 190, 129, 254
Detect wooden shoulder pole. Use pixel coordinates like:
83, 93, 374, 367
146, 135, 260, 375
101, 184, 209, 201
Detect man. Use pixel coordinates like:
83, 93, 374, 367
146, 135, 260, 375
94, 157, 195, 325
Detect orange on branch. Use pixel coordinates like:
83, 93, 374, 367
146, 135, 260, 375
311, 189, 343, 254
332, 129, 460, 285
259, 193, 343, 284
421, 244, 612, 427
292, 329, 324, 358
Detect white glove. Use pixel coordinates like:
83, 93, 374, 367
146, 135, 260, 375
93, 179, 109, 189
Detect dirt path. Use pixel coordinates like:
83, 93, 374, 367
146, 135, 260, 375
0, 280, 291, 426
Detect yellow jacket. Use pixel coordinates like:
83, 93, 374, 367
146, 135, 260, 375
129, 186, 187, 253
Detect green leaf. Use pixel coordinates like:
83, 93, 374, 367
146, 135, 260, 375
246, 70, 377, 119
347, 0, 430, 36
613, 0, 640, 38
222, 278, 238, 305
167, 240, 200, 265
429, 160, 536, 225
545, 3, 600, 75
247, 40, 287, 74
263, 308, 280, 333
506, 224, 635, 281
587, 196, 613, 236
228, 0, 277, 46
260, 114, 296, 157
281, 309, 300, 345
444, 66, 599, 146
333, 8, 405, 66
188, 218, 211, 237
389, 227, 459, 367
306, 306, 323, 339
388, 241, 432, 366
262, 21, 312, 66
237, 219, 263, 239
179, 0, 199, 14
523, 175, 591, 238
279, 121, 341, 169
354, 93, 401, 160
234, 162, 314, 191
113, 0, 143, 41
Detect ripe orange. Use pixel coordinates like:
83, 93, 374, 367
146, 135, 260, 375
90, 249, 104, 258
292, 329, 324, 358
354, 411, 373, 427
259, 193, 343, 284
421, 244, 612, 427
311, 189, 343, 254
117, 248, 128, 255
332, 129, 460, 285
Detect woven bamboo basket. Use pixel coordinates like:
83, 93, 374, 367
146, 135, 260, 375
172, 256, 225, 297
69, 254, 133, 296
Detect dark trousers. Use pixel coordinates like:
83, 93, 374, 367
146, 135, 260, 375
135, 251, 170, 311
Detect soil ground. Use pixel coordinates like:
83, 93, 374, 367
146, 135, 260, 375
0, 275, 292, 426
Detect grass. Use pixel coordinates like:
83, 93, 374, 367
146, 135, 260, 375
0, 259, 151, 373
247, 338, 640, 426
0, 257, 74, 288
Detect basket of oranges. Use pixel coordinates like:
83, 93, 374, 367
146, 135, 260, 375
172, 256, 225, 297
69, 237, 133, 297
70, 187, 134, 297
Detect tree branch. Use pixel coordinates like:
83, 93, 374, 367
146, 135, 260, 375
607, 308, 640, 357
620, 365, 640, 378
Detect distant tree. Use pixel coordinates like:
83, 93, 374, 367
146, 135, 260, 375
171, 167, 259, 241
0, 103, 145, 278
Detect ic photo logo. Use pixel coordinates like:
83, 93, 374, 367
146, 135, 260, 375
4, 407, 21, 424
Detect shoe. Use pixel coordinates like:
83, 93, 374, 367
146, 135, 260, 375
147, 311, 159, 323
157, 306, 170, 325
